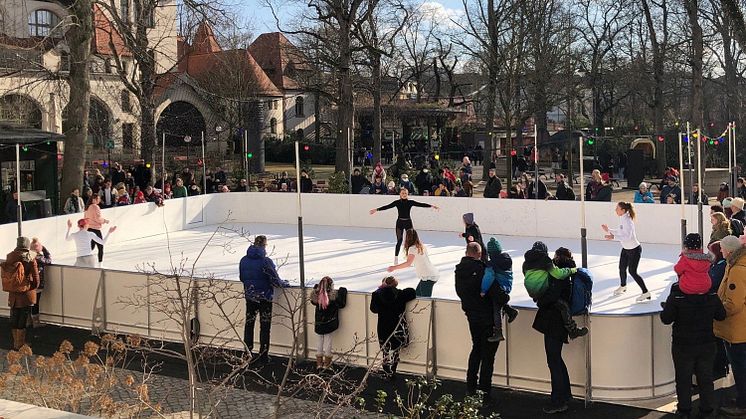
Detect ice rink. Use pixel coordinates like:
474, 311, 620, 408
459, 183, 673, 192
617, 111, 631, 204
55, 222, 680, 315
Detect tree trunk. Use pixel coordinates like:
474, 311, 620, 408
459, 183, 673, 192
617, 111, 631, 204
686, 0, 704, 128
314, 92, 321, 143
336, 22, 353, 175
60, 0, 92, 210
372, 51, 383, 165
483, 73, 496, 181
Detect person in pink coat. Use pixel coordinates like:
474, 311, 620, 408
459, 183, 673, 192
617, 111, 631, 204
674, 233, 712, 295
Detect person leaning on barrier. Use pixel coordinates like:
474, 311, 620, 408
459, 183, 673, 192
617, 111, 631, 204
3, 237, 40, 350
240, 235, 289, 365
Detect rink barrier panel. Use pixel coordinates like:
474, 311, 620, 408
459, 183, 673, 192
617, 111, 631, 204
0, 264, 675, 402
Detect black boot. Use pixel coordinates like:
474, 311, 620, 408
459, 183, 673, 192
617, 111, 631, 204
568, 326, 589, 339
487, 326, 505, 342
504, 306, 519, 323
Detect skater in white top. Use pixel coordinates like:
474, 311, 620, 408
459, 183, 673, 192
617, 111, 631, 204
387, 229, 439, 297
66, 218, 117, 268
601, 201, 650, 302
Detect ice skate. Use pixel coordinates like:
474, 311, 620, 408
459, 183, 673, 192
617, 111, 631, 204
635, 292, 651, 303
613, 286, 627, 296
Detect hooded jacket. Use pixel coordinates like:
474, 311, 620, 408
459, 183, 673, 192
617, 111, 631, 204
674, 250, 712, 295
4, 249, 40, 308
660, 283, 726, 345
455, 256, 493, 324
522, 249, 575, 300
370, 286, 416, 348
311, 286, 348, 335
239, 245, 288, 302
714, 246, 746, 344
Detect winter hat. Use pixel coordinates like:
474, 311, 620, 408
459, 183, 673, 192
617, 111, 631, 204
487, 237, 502, 254
684, 233, 703, 250
77, 219, 87, 228
15, 236, 30, 250
708, 241, 724, 261
401, 174, 409, 181
720, 235, 743, 254
732, 197, 745, 211
723, 197, 733, 209
387, 181, 396, 189
462, 212, 475, 225
532, 241, 548, 254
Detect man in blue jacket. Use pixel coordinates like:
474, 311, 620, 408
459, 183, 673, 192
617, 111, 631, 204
240, 235, 289, 364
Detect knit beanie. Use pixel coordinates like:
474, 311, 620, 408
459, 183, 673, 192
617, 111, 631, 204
462, 212, 475, 225
720, 235, 743, 254
723, 197, 733, 209
532, 241, 548, 254
684, 233, 702, 250
487, 237, 501, 254
732, 197, 745, 211
708, 241, 723, 261
15, 236, 30, 250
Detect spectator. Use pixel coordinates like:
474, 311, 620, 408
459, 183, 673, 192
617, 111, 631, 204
98, 179, 117, 209
594, 174, 613, 202
300, 170, 314, 193
660, 177, 682, 204
116, 184, 130, 206
205, 171, 216, 194
311, 276, 347, 369
29, 238, 50, 328
124, 172, 136, 194
482, 238, 518, 342
555, 174, 575, 201
688, 183, 709, 205
370, 276, 416, 381
532, 246, 578, 414
372, 161, 387, 184
738, 177, 746, 199
454, 183, 468, 197
351, 168, 369, 194
442, 166, 457, 186
711, 204, 724, 215
63, 188, 85, 214
483, 168, 502, 198
434, 182, 450, 197
399, 174, 416, 195
232, 179, 248, 192
439, 169, 455, 191
585, 169, 603, 201
527, 176, 549, 200
187, 183, 201, 196
461, 213, 487, 262
370, 176, 386, 195
240, 235, 289, 364
461, 156, 473, 175
386, 181, 398, 195
455, 242, 500, 404
459, 169, 474, 197
724, 197, 734, 218
718, 182, 731, 204
634, 182, 655, 204
4, 191, 18, 223
714, 235, 746, 417
215, 167, 227, 185
414, 168, 433, 196
111, 163, 125, 186
144, 185, 164, 207
277, 171, 290, 189
3, 237, 39, 349
508, 185, 524, 199
661, 236, 725, 419
133, 189, 146, 204
84, 195, 109, 264
162, 183, 173, 199
731, 198, 746, 236
709, 241, 731, 380
710, 212, 732, 244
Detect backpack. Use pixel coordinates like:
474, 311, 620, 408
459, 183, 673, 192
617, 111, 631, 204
494, 269, 513, 294
1, 261, 29, 293
569, 268, 593, 316
731, 218, 744, 237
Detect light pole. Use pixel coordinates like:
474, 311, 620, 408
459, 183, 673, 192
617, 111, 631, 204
184, 135, 192, 171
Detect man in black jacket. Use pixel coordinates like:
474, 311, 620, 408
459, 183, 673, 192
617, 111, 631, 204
455, 242, 502, 402
660, 284, 726, 418
483, 168, 502, 198
554, 174, 575, 201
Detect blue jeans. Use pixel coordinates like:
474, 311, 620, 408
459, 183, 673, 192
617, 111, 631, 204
725, 342, 746, 408
545, 334, 571, 405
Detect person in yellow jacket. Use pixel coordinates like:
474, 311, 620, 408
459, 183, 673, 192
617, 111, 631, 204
714, 235, 746, 417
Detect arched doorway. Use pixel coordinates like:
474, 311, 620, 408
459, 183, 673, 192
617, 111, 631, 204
62, 97, 111, 149
0, 94, 42, 128
156, 101, 206, 147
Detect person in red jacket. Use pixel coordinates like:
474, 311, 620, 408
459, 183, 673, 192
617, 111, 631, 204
674, 233, 712, 295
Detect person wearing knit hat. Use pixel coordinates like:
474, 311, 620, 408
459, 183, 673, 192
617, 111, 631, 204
461, 213, 487, 262
713, 234, 746, 416
674, 233, 712, 295
602, 201, 651, 302
4, 235, 40, 350
723, 197, 734, 218
481, 237, 518, 342
731, 198, 746, 236
370, 276, 416, 381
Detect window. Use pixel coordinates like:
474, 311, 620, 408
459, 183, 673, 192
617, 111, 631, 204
270, 118, 277, 134
59, 51, 69, 71
295, 96, 304, 117
120, 0, 129, 21
28, 9, 60, 37
137, 5, 155, 29
122, 123, 134, 149
121, 90, 131, 112
274, 100, 279, 110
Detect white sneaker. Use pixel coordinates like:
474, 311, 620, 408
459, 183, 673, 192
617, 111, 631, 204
635, 292, 651, 303
613, 286, 627, 296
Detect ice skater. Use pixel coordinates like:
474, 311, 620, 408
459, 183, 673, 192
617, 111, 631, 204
370, 188, 439, 264
460, 213, 487, 262
66, 219, 117, 267
602, 201, 651, 302
387, 229, 439, 297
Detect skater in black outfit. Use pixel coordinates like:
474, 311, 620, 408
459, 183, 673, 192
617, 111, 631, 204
370, 188, 439, 263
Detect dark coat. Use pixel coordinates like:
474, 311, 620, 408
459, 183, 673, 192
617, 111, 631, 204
351, 175, 369, 194
311, 286, 348, 335
455, 256, 492, 324
527, 180, 548, 199
555, 181, 575, 201
370, 286, 416, 348
660, 284, 726, 345
532, 279, 572, 343
709, 259, 727, 293
594, 184, 613, 202
463, 224, 487, 262
415, 171, 433, 195
34, 246, 51, 290
483, 176, 502, 198
239, 245, 288, 302
300, 177, 314, 193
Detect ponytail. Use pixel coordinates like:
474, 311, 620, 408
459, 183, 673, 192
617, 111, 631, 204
618, 201, 636, 220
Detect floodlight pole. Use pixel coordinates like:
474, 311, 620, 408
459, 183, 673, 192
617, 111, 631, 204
15, 143, 22, 237
579, 135, 587, 268
295, 140, 308, 358
696, 128, 703, 240
678, 132, 686, 247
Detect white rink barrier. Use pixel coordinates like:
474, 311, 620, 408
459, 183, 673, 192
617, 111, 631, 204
0, 193, 704, 401
0, 265, 674, 402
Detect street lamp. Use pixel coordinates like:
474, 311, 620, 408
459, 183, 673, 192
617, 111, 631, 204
184, 135, 192, 168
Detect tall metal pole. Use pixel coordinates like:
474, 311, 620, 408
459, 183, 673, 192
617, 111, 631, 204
696, 128, 704, 239
348, 127, 353, 194
687, 122, 693, 201
295, 141, 308, 358
678, 132, 687, 247
729, 122, 734, 193
534, 123, 539, 199
161, 132, 166, 191
734, 122, 739, 190
244, 130, 249, 192
579, 136, 587, 268
201, 131, 206, 194
15, 143, 22, 237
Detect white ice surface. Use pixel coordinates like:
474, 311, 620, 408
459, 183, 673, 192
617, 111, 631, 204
56, 223, 681, 315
